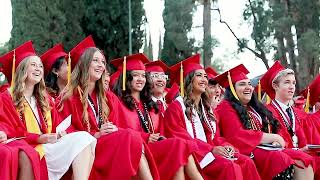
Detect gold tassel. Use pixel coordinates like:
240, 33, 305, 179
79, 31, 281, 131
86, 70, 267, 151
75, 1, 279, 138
180, 63, 184, 97
228, 71, 239, 100
77, 86, 83, 100
266, 94, 271, 104
122, 56, 126, 91
67, 52, 71, 84
305, 88, 310, 113
258, 80, 262, 102
10, 49, 16, 93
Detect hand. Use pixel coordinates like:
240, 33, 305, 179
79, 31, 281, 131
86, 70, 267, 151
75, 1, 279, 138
211, 95, 221, 108
273, 134, 286, 148
300, 146, 309, 152
37, 134, 57, 144
57, 131, 67, 139
148, 133, 160, 143
224, 146, 235, 157
212, 146, 229, 157
0, 131, 7, 143
100, 122, 118, 134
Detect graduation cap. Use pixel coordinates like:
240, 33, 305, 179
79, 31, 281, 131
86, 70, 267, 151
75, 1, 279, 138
169, 54, 203, 97
145, 60, 169, 73
110, 53, 150, 91
68, 35, 96, 84
109, 70, 121, 90
69, 36, 96, 70
300, 74, 320, 112
260, 61, 285, 100
0, 40, 36, 88
205, 67, 218, 80
40, 43, 67, 76
215, 64, 249, 100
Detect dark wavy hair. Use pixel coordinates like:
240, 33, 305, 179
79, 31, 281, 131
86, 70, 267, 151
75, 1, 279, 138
45, 57, 65, 94
184, 71, 215, 122
112, 70, 158, 113
224, 88, 279, 133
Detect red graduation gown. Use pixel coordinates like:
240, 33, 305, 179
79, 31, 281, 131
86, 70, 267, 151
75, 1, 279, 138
116, 98, 198, 180
0, 90, 52, 180
0, 123, 41, 180
164, 99, 262, 180
216, 100, 295, 180
267, 103, 319, 179
58, 90, 158, 180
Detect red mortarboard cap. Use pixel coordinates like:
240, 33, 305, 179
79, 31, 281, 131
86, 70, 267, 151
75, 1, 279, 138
110, 53, 149, 91
169, 54, 203, 97
40, 44, 67, 76
170, 54, 202, 80
0, 40, 36, 82
110, 53, 149, 71
260, 61, 285, 99
165, 83, 180, 104
109, 70, 121, 90
293, 96, 305, 109
69, 36, 95, 70
300, 75, 320, 106
215, 64, 249, 88
205, 67, 218, 80
145, 60, 169, 73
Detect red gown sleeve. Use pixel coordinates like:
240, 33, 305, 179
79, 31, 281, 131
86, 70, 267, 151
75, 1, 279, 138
0, 91, 40, 144
55, 96, 84, 134
216, 100, 263, 155
163, 101, 213, 157
299, 108, 320, 145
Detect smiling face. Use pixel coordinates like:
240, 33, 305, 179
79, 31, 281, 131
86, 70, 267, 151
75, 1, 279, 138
234, 78, 254, 105
25, 56, 44, 86
150, 71, 167, 97
191, 69, 208, 94
130, 70, 146, 93
55, 60, 68, 82
207, 82, 222, 100
88, 50, 106, 83
273, 73, 296, 103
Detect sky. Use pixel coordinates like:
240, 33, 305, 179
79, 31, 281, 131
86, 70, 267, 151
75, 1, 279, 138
0, 0, 268, 78
144, 0, 268, 78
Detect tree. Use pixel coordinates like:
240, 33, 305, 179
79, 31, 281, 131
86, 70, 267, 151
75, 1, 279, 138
9, 0, 66, 54
143, 32, 153, 60
158, 33, 163, 60
60, 0, 86, 51
0, 42, 9, 56
81, 0, 145, 62
161, 0, 196, 66
202, 0, 213, 67
243, 0, 320, 90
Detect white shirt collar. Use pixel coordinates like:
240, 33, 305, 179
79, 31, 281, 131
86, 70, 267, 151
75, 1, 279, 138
151, 96, 165, 103
275, 99, 290, 111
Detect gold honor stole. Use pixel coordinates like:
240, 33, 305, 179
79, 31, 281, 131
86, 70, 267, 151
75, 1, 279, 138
23, 102, 53, 159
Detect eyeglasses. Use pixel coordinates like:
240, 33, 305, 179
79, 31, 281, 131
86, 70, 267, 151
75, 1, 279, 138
150, 73, 168, 80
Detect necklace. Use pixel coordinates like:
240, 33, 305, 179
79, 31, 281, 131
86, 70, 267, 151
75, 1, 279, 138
195, 100, 216, 140
87, 95, 104, 128
133, 100, 154, 133
272, 100, 299, 148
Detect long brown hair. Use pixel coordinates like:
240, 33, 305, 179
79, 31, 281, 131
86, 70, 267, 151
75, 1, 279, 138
58, 47, 109, 131
13, 56, 50, 115
183, 71, 214, 121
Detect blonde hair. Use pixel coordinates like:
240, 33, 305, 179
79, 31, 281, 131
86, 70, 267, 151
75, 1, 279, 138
59, 47, 109, 131
272, 69, 295, 85
13, 56, 50, 115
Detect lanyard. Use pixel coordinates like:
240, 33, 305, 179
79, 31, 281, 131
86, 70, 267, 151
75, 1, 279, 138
272, 100, 296, 133
87, 95, 101, 126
